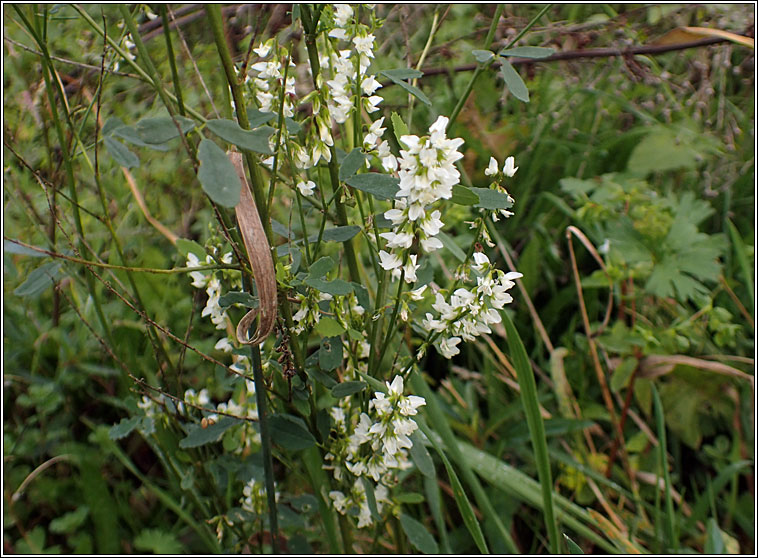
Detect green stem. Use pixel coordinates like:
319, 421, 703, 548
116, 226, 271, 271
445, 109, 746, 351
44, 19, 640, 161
159, 5, 185, 116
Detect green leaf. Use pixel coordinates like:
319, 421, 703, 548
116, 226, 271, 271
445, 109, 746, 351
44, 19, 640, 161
50, 506, 90, 534
179, 416, 238, 448
705, 519, 725, 554
175, 238, 206, 259
451, 185, 480, 206
136, 115, 195, 144
269, 414, 316, 450
361, 477, 382, 521
345, 173, 399, 200
4, 239, 46, 257
134, 528, 185, 554
319, 336, 343, 371
14, 260, 64, 297
104, 136, 139, 168
205, 119, 275, 154
391, 111, 409, 141
330, 380, 366, 399
109, 416, 141, 440
339, 148, 367, 181
409, 430, 435, 478
319, 225, 361, 243
308, 256, 335, 279
627, 127, 700, 175
564, 533, 584, 554
472, 49, 494, 63
395, 492, 426, 504
499, 59, 529, 103
197, 139, 242, 208
304, 277, 354, 296
471, 187, 514, 210
248, 109, 276, 129
111, 124, 170, 151
101, 116, 125, 136
399, 513, 439, 554
499, 46, 555, 59
610, 357, 638, 392
379, 69, 431, 106
437, 232, 466, 262
218, 291, 258, 309
316, 317, 346, 338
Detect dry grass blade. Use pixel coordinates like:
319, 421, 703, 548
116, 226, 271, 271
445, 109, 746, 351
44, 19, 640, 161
652, 26, 754, 49
228, 151, 277, 345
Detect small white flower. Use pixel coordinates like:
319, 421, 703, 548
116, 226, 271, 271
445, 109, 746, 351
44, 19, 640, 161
297, 180, 316, 196
472, 252, 490, 272
215, 338, 233, 352
378, 250, 402, 271
253, 42, 271, 58
438, 336, 461, 359
328, 27, 349, 40
502, 156, 518, 177
485, 156, 499, 176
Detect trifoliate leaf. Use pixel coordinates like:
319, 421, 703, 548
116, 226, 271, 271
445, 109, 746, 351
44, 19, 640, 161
205, 119, 275, 154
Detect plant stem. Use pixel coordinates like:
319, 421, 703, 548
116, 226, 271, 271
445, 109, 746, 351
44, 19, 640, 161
159, 5, 185, 116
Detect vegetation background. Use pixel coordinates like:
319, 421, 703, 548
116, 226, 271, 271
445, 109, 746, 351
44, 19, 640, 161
3, 3, 755, 554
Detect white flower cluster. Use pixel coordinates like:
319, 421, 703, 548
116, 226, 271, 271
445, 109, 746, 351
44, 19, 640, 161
186, 251, 235, 330
240, 476, 278, 516
378, 116, 464, 283
422, 253, 522, 358
246, 39, 296, 117
326, 375, 425, 527
483, 155, 518, 221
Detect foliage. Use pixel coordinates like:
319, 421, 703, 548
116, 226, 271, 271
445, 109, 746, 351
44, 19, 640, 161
3, 3, 754, 555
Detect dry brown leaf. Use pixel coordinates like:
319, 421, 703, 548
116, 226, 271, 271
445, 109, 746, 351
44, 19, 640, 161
652, 26, 754, 49
228, 152, 278, 345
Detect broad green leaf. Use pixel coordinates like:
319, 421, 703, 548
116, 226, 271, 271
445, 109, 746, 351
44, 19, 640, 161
472, 49, 494, 63
134, 528, 185, 554
399, 513, 439, 554
499, 59, 529, 103
179, 416, 238, 448
304, 277, 353, 296
248, 109, 276, 128
104, 136, 139, 168
451, 185, 480, 206
330, 381, 366, 399
50, 506, 89, 534
471, 187, 514, 210
409, 430, 435, 478
136, 115, 195, 144
437, 232, 466, 262
308, 256, 335, 279
320, 225, 361, 243
175, 238, 206, 259
109, 416, 141, 440
339, 148, 367, 181
627, 127, 701, 175
704, 519, 725, 554
319, 336, 343, 371
379, 69, 431, 106
218, 291, 258, 309
4, 239, 46, 257
197, 139, 242, 208
345, 173, 399, 200
499, 46, 555, 58
205, 118, 275, 154
316, 317, 346, 338
610, 357, 638, 392
269, 414, 316, 450
14, 260, 64, 297
391, 111, 409, 141
380, 68, 423, 80
102, 116, 126, 135
112, 124, 170, 151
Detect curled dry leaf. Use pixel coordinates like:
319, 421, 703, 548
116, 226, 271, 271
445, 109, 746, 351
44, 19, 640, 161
228, 151, 278, 345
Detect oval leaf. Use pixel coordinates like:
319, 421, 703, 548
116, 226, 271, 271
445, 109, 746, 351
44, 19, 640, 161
269, 414, 316, 451
451, 185, 480, 206
319, 336, 343, 371
179, 416, 237, 448
112, 125, 170, 151
472, 49, 494, 63
205, 119, 275, 154
499, 46, 555, 59
409, 430, 435, 478
304, 277, 353, 296
399, 513, 439, 554
104, 136, 139, 168
345, 173, 399, 200
319, 226, 362, 243
308, 256, 336, 279
136, 116, 195, 144
499, 59, 529, 103
316, 316, 346, 338
14, 260, 64, 297
197, 139, 241, 207
331, 381, 367, 399
340, 148, 368, 181
108, 416, 141, 440
471, 187, 514, 210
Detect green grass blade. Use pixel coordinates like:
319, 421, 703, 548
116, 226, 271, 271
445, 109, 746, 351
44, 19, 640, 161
727, 218, 754, 311
303, 447, 342, 554
502, 310, 560, 553
652, 384, 678, 551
